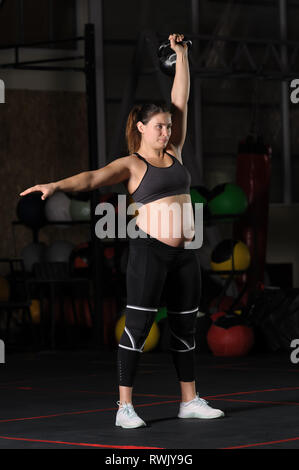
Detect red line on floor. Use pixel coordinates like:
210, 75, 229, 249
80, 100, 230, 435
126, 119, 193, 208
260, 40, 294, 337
0, 435, 164, 449
0, 399, 180, 424
221, 436, 299, 449
1, 385, 299, 425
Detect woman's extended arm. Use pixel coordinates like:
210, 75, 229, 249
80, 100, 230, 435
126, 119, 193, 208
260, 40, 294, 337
169, 33, 190, 151
19, 157, 131, 200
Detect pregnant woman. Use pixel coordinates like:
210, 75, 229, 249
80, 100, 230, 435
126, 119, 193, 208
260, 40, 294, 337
20, 33, 224, 429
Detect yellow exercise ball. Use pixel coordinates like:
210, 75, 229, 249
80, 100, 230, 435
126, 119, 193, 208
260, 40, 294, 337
0, 277, 10, 301
210, 239, 251, 278
30, 299, 41, 324
115, 314, 160, 352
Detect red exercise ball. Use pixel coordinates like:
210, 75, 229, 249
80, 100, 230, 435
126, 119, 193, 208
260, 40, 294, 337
207, 324, 254, 357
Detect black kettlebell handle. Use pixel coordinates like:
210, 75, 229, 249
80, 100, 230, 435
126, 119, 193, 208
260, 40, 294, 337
158, 39, 192, 56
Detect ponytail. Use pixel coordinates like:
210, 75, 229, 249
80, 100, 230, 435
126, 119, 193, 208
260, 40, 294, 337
125, 104, 142, 155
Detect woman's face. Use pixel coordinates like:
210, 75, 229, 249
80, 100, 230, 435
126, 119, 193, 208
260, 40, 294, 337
137, 112, 172, 149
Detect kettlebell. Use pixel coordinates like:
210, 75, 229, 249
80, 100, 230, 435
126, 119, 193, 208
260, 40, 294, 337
157, 38, 192, 76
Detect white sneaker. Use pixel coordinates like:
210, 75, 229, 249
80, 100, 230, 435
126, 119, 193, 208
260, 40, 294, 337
178, 393, 224, 420
115, 402, 147, 429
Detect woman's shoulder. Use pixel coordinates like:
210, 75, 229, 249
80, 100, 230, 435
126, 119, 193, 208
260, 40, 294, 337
125, 153, 143, 165
121, 153, 146, 175
165, 143, 183, 164
117, 153, 140, 166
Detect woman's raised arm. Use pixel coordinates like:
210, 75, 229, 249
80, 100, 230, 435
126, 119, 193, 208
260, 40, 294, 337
169, 33, 190, 152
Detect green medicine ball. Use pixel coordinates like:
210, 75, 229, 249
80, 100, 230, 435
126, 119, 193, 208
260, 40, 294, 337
208, 183, 248, 216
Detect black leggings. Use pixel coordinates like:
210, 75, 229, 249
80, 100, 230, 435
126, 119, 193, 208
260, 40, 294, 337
117, 226, 201, 387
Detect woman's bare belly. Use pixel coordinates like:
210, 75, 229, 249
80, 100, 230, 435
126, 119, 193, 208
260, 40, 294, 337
134, 193, 195, 247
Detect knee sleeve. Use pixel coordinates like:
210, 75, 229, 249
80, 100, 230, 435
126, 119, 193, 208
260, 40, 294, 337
168, 307, 198, 382
117, 305, 157, 386
119, 306, 157, 352
168, 307, 198, 352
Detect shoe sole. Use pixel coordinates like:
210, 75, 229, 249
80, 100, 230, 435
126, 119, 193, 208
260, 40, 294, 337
115, 422, 147, 429
178, 412, 225, 419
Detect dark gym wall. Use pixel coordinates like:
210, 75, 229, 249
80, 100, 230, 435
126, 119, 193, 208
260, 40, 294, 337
0, 89, 90, 267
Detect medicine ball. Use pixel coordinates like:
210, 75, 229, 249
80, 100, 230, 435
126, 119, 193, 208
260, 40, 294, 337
207, 321, 254, 357
17, 193, 47, 229
210, 239, 250, 277
208, 183, 248, 217
70, 199, 91, 221
45, 191, 72, 222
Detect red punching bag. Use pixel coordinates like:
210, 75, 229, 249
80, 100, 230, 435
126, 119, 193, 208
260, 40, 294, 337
233, 136, 271, 304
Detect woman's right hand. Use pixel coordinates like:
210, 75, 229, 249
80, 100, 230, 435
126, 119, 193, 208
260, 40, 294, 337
168, 33, 188, 55
19, 182, 57, 201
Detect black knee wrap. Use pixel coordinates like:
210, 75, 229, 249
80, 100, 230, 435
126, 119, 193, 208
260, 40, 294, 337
168, 308, 197, 352
119, 307, 157, 352
168, 307, 198, 382
117, 305, 157, 386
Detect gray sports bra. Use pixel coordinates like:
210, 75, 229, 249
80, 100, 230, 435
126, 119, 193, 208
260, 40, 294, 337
129, 150, 191, 205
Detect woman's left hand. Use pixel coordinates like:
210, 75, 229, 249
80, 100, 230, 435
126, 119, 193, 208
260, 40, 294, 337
168, 33, 188, 54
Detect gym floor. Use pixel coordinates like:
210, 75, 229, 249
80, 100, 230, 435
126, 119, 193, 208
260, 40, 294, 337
0, 349, 299, 450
